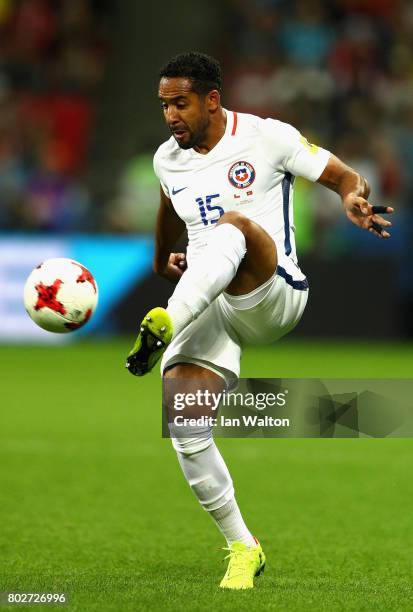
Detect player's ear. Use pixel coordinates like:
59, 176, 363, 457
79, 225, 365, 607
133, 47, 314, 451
206, 89, 220, 112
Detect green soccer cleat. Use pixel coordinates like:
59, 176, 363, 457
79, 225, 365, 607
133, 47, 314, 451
125, 307, 173, 376
219, 538, 266, 590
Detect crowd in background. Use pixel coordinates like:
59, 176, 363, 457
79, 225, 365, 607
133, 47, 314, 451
218, 0, 412, 257
0, 0, 110, 231
1, 0, 412, 260
109, 0, 413, 257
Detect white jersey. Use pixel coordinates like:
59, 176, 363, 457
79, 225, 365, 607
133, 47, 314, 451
153, 109, 330, 271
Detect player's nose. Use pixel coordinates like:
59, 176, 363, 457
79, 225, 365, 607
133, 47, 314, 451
166, 106, 180, 125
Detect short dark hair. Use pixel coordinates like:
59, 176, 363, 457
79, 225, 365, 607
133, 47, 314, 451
159, 52, 222, 95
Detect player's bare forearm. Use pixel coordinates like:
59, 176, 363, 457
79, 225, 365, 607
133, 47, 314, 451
317, 153, 394, 239
153, 187, 187, 282
317, 154, 369, 200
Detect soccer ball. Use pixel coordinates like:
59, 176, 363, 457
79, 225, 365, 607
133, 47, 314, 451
24, 258, 98, 333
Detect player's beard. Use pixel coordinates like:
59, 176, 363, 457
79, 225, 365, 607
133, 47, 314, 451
174, 114, 209, 150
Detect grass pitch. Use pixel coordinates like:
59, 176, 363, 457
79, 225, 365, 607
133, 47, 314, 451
1, 339, 413, 611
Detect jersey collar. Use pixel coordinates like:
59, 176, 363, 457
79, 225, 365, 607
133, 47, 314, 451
189, 108, 236, 159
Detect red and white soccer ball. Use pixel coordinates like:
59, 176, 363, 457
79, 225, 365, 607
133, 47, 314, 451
24, 258, 98, 333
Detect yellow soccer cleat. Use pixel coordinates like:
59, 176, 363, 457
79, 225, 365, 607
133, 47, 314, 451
219, 539, 266, 590
125, 307, 173, 376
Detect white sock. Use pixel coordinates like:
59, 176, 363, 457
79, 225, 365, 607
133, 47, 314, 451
171, 427, 255, 547
209, 497, 256, 547
167, 223, 246, 338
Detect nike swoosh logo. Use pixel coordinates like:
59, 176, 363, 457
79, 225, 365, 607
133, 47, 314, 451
172, 186, 187, 196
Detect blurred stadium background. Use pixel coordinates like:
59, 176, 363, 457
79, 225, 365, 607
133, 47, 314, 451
0, 0, 412, 340
1, 1, 412, 610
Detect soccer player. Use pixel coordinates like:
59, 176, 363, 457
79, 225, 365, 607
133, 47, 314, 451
126, 52, 393, 589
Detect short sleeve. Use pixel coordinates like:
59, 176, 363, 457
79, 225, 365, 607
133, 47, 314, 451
153, 149, 170, 198
260, 118, 330, 182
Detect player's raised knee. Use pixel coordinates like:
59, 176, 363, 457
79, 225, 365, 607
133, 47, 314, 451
217, 211, 251, 234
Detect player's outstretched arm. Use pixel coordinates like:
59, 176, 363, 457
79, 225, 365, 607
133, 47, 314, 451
153, 187, 187, 282
317, 154, 394, 239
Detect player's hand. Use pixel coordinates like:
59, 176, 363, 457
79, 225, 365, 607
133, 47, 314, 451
163, 252, 187, 283
343, 195, 394, 239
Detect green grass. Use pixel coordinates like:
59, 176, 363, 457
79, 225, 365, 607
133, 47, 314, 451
1, 339, 413, 611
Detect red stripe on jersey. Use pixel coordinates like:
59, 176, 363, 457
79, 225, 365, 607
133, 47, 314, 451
231, 112, 238, 135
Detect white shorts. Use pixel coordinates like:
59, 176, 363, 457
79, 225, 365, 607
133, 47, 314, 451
160, 255, 309, 385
